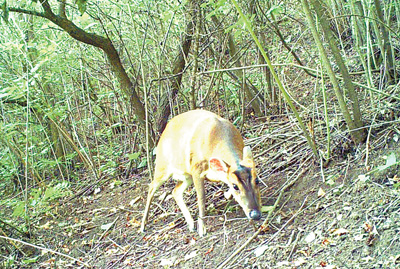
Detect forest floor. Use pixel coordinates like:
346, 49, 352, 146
3, 116, 400, 268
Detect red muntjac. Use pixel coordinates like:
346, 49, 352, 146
140, 110, 261, 236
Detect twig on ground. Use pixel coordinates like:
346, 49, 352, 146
287, 230, 302, 260
107, 245, 133, 269
66, 175, 113, 202
0, 235, 90, 267
0, 229, 25, 254
99, 216, 119, 241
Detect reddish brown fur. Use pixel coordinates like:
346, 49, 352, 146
140, 110, 261, 236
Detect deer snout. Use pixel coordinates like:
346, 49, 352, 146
249, 209, 261, 220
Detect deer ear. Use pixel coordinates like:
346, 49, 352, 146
209, 157, 229, 172
243, 146, 254, 164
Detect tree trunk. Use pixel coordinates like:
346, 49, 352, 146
211, 15, 263, 116
373, 0, 396, 84
156, 0, 195, 135
189, 0, 201, 110
302, 0, 366, 143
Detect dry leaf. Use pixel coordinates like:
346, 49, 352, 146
331, 228, 349, 236
160, 256, 177, 266
205, 245, 214, 255
304, 232, 316, 243
254, 245, 268, 257
294, 257, 307, 266
364, 223, 372, 232
129, 217, 141, 227
129, 197, 140, 207
321, 238, 331, 246
318, 187, 326, 197
184, 251, 197, 260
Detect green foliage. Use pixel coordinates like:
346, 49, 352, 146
0, 148, 17, 185
204, 0, 228, 19
2, 255, 15, 268
0, 0, 399, 266
11, 201, 25, 217
377, 153, 397, 171
22, 256, 39, 264
11, 181, 72, 219
266, 5, 284, 17
138, 158, 147, 169
75, 0, 88, 15
127, 151, 148, 169
44, 181, 71, 200
0, 1, 8, 22
127, 152, 140, 161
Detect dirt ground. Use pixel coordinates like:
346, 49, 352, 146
3, 118, 400, 268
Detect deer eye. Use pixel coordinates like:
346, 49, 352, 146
233, 184, 239, 191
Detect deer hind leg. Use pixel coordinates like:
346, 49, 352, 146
192, 173, 207, 237
172, 174, 195, 232
140, 169, 171, 233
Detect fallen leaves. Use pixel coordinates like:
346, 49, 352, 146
318, 187, 326, 198
304, 231, 316, 243
330, 228, 349, 236
204, 245, 214, 255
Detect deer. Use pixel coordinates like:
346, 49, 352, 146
140, 110, 262, 236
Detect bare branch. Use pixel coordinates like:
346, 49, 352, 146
8, 7, 46, 19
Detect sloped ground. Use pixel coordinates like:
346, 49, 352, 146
2, 114, 399, 268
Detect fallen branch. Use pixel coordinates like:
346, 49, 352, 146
0, 235, 90, 267
99, 216, 119, 241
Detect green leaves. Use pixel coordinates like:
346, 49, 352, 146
266, 5, 284, 18
22, 256, 39, 264
204, 0, 228, 20
12, 182, 71, 217
377, 153, 397, 171
127, 152, 140, 161
12, 201, 25, 217
127, 152, 147, 169
1, 1, 9, 22
75, 0, 88, 15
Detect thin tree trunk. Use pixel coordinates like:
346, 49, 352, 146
211, 15, 262, 116
227, 35, 262, 115
373, 0, 396, 84
58, 0, 66, 18
312, 0, 364, 130
156, 0, 195, 135
302, 0, 366, 143
189, 0, 201, 110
